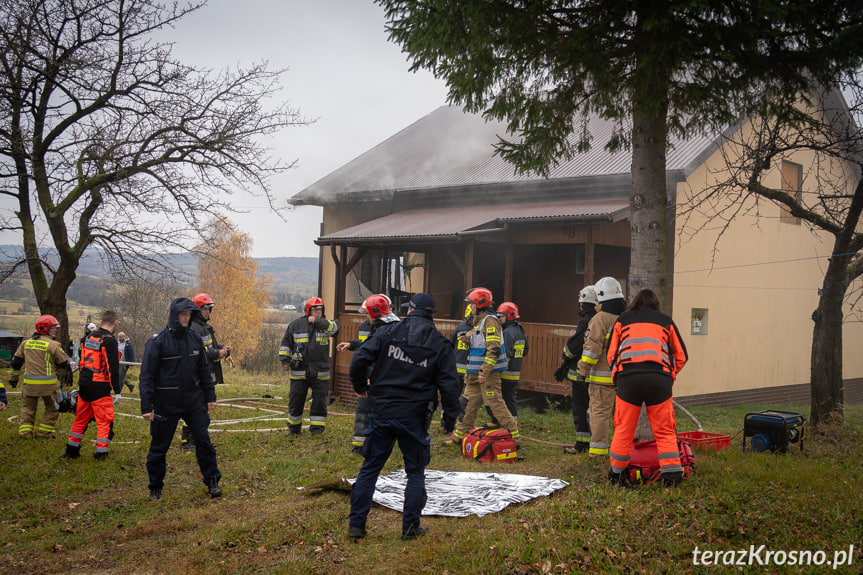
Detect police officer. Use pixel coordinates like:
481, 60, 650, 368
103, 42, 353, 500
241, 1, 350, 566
575, 277, 627, 457
182, 293, 232, 451
139, 298, 222, 501
279, 297, 339, 436
9, 315, 70, 438
63, 310, 121, 460
557, 285, 599, 454
485, 301, 528, 425
335, 294, 399, 454
444, 287, 520, 447
347, 293, 460, 542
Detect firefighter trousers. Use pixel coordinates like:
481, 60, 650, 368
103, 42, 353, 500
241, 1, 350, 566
571, 379, 591, 447
587, 383, 616, 456
455, 372, 518, 439
485, 378, 518, 423
609, 372, 681, 476
352, 396, 370, 447
68, 396, 114, 454
287, 375, 328, 434
19, 383, 60, 438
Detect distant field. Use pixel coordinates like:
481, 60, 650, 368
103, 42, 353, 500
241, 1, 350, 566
0, 298, 102, 335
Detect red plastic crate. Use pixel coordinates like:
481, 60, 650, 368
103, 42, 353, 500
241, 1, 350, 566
678, 431, 731, 451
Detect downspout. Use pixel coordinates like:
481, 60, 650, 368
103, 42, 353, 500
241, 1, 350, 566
329, 244, 342, 398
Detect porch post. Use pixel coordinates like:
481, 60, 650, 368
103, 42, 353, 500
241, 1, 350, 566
504, 243, 513, 301
585, 226, 595, 284
464, 239, 475, 292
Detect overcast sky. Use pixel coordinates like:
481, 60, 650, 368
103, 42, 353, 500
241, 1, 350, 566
168, 0, 449, 258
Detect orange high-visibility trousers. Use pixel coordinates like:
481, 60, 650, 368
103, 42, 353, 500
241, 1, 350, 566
67, 396, 115, 455
609, 373, 681, 476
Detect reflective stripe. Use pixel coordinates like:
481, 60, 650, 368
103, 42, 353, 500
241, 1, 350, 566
589, 446, 609, 455
609, 451, 631, 463
67, 438, 81, 447
500, 372, 520, 380
658, 451, 681, 460
575, 433, 590, 442
19, 424, 34, 433
588, 369, 613, 385
661, 464, 684, 473
286, 415, 303, 425
563, 347, 576, 359
23, 375, 58, 385
37, 423, 55, 433
69, 431, 85, 440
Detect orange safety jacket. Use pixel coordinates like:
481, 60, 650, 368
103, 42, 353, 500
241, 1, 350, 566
607, 309, 688, 382
79, 333, 111, 383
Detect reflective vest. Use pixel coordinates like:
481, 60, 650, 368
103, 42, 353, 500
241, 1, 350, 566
79, 334, 111, 383
608, 309, 688, 381
466, 314, 508, 374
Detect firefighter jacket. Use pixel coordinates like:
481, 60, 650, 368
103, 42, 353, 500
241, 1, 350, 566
449, 319, 472, 375
191, 313, 225, 384
349, 309, 460, 422
563, 306, 597, 381
78, 327, 121, 402
500, 320, 529, 382
0, 379, 7, 405
10, 333, 70, 395
607, 308, 688, 382
279, 314, 340, 380
344, 319, 372, 352
464, 311, 508, 376
139, 298, 215, 417
575, 298, 626, 386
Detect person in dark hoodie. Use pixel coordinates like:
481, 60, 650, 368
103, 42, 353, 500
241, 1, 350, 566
139, 298, 221, 501
347, 293, 460, 542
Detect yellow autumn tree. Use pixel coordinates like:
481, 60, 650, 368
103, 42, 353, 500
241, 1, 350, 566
194, 215, 271, 366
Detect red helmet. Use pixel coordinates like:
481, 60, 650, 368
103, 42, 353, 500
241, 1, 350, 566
36, 315, 60, 335
304, 296, 325, 315
497, 302, 519, 322
465, 287, 494, 309
192, 293, 215, 308
362, 294, 392, 321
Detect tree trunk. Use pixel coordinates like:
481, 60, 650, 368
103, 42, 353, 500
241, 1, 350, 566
809, 252, 849, 426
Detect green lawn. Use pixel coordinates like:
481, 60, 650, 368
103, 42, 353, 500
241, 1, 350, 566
0, 368, 860, 574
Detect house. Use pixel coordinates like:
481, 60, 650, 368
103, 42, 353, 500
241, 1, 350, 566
289, 97, 863, 409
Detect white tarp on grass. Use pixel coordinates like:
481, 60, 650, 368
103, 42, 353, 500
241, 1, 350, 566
348, 469, 569, 518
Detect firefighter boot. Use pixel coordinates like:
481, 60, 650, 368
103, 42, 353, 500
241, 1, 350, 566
181, 425, 195, 451
94, 452, 108, 461
61, 444, 81, 459
207, 478, 222, 498
662, 471, 683, 488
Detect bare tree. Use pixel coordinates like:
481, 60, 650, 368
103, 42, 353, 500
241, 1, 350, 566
0, 0, 306, 344
678, 79, 863, 426
107, 273, 188, 354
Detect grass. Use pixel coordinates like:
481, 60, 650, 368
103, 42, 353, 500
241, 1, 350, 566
1, 367, 861, 574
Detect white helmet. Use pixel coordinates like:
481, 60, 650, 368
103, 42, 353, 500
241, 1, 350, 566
578, 285, 598, 305
594, 277, 623, 302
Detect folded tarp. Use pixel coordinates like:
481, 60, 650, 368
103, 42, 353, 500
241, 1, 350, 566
348, 469, 569, 518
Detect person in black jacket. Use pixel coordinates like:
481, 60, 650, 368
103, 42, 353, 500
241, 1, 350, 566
139, 298, 221, 501
557, 285, 599, 454
279, 297, 339, 436
347, 293, 460, 542
446, 305, 473, 427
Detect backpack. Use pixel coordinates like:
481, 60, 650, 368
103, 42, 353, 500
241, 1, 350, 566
626, 439, 695, 484
461, 427, 518, 463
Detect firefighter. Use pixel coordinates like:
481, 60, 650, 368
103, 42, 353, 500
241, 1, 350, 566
9, 315, 70, 438
279, 297, 340, 436
182, 293, 232, 451
335, 294, 400, 454
444, 287, 520, 446
607, 288, 688, 486
485, 301, 528, 425
63, 311, 121, 460
0, 377, 7, 411
557, 285, 599, 454
347, 292, 460, 542
574, 277, 626, 457
139, 298, 222, 501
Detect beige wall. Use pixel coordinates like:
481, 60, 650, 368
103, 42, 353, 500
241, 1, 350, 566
673, 124, 863, 398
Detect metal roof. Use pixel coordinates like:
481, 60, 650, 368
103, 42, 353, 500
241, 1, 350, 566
0, 330, 24, 339
317, 197, 630, 245
291, 106, 720, 206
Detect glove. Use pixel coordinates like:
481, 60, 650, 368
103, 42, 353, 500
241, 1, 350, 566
8, 375, 18, 388
113, 394, 122, 404
441, 413, 456, 434
553, 361, 569, 382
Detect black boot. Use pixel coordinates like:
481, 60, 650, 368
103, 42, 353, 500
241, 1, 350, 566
94, 452, 108, 461
124, 379, 135, 393
207, 478, 222, 498
61, 444, 81, 459
662, 471, 683, 487
149, 488, 162, 501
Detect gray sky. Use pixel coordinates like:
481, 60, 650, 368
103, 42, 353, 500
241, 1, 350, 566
169, 0, 449, 258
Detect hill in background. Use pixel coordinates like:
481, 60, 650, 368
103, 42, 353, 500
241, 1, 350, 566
0, 245, 318, 308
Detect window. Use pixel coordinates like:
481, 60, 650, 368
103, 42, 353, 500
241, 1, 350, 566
780, 161, 802, 224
